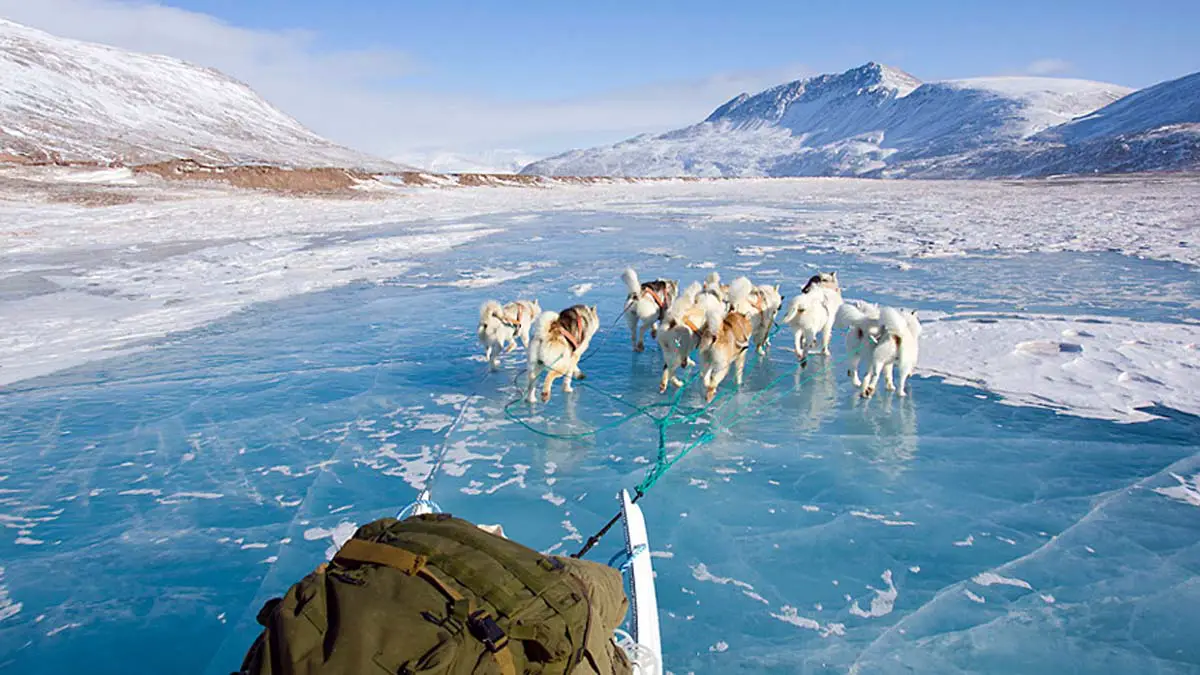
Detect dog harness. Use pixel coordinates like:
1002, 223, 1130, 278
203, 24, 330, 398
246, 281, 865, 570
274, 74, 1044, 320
748, 291, 766, 313
499, 304, 526, 328
560, 314, 585, 353
641, 286, 667, 311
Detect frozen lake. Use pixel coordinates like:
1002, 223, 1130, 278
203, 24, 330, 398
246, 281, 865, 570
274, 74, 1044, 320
1, 179, 1199, 674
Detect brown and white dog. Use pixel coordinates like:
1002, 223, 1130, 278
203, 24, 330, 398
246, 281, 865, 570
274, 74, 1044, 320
727, 277, 783, 355
526, 304, 600, 403
655, 282, 708, 392
622, 267, 678, 352
478, 299, 541, 369
697, 285, 754, 402
749, 283, 784, 353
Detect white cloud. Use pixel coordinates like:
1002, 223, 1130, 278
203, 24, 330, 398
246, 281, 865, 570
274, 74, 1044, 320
0, 0, 809, 164
1026, 58, 1073, 76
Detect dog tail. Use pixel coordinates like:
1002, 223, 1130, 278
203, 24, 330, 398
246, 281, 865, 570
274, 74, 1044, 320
729, 276, 753, 308
533, 310, 559, 343
781, 295, 803, 323
664, 286, 695, 325
621, 267, 641, 296
680, 281, 702, 305
704, 270, 721, 290
904, 310, 922, 338
695, 289, 725, 315
835, 301, 869, 329
702, 304, 726, 336
880, 306, 913, 346
479, 300, 504, 326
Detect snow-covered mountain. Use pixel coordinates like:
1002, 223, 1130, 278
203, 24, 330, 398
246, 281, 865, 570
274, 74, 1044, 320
931, 70, 1200, 178
0, 19, 402, 171
520, 62, 1200, 179
1038, 71, 1200, 144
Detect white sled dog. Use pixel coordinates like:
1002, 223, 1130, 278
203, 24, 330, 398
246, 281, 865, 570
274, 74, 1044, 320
780, 272, 843, 366
834, 300, 882, 386
477, 299, 541, 369
655, 282, 709, 392
697, 283, 753, 402
526, 305, 600, 403
860, 307, 921, 398
622, 268, 678, 352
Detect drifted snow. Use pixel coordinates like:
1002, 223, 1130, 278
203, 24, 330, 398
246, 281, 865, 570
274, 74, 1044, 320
922, 313, 1200, 422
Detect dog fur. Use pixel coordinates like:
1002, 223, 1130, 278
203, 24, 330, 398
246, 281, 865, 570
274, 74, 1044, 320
700, 270, 729, 303
737, 280, 783, 354
526, 305, 600, 403
834, 300, 882, 386
622, 268, 678, 352
697, 283, 753, 402
780, 272, 842, 365
477, 299, 541, 369
655, 282, 708, 392
861, 307, 921, 398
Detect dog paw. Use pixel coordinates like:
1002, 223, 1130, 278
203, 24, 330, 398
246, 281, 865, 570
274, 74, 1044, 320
574, 371, 586, 380
659, 383, 668, 394
634, 343, 644, 352
861, 387, 874, 398
799, 357, 808, 369
540, 391, 551, 403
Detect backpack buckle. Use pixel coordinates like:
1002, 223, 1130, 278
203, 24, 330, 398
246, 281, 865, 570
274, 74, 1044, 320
467, 611, 508, 653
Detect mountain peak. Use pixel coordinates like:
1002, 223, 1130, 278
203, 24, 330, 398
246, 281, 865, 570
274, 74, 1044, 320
522, 62, 1188, 179
705, 62, 922, 126
849, 62, 922, 97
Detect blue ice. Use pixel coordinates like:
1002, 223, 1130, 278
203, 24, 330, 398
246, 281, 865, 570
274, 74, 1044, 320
1, 211, 1198, 675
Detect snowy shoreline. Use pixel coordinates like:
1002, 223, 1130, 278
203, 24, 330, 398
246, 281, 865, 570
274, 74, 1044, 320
2, 173, 1197, 424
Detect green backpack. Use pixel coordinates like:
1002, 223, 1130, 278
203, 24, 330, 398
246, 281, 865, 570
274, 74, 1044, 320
238, 514, 632, 675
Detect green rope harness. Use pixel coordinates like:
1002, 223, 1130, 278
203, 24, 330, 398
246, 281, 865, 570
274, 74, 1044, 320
494, 317, 858, 558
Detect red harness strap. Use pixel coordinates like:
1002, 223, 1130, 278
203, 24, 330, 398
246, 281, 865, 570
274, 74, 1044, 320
643, 287, 667, 310
560, 314, 584, 352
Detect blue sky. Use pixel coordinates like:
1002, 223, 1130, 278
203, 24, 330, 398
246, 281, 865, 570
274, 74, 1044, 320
160, 0, 1200, 92
2, 0, 1198, 166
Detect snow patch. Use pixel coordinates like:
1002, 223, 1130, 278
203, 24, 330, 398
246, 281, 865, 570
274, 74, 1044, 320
1154, 473, 1200, 507
849, 570, 898, 619
972, 572, 1033, 590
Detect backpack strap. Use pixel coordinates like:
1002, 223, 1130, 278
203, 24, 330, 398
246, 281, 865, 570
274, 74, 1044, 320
334, 539, 517, 675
